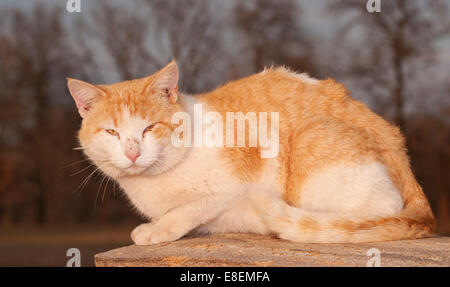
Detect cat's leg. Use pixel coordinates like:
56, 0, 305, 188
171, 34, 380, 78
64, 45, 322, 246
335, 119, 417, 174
131, 188, 243, 245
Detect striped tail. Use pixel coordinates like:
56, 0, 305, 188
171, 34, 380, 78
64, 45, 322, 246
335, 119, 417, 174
250, 183, 436, 243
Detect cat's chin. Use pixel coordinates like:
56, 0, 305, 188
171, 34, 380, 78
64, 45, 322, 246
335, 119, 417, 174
124, 165, 148, 175
117, 162, 161, 177
98, 163, 149, 179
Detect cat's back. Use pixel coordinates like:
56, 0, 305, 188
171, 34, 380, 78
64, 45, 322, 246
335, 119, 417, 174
197, 67, 350, 120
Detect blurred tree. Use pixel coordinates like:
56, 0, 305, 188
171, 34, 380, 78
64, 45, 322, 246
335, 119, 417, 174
234, 0, 316, 74
80, 0, 157, 81
405, 112, 450, 233
82, 0, 229, 93
142, 0, 230, 92
331, 0, 450, 131
0, 4, 99, 225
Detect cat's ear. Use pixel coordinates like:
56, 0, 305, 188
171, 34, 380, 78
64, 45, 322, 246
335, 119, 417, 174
148, 60, 179, 104
67, 78, 105, 118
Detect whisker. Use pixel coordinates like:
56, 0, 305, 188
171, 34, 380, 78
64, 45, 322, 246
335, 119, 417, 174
69, 163, 96, 176
102, 176, 111, 205
94, 173, 108, 212
61, 158, 91, 169
73, 167, 100, 197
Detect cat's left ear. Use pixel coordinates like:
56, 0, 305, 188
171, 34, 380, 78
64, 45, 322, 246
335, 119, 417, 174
148, 60, 179, 104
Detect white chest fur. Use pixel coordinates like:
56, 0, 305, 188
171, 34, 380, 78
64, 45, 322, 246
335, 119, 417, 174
117, 146, 239, 220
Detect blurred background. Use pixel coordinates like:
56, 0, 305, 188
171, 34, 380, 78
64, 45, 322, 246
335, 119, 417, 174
0, 0, 449, 266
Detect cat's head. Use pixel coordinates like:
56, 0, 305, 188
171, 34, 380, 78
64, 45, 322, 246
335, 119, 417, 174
67, 61, 187, 179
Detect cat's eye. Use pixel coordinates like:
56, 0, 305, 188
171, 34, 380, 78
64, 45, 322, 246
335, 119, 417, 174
143, 124, 156, 135
105, 129, 119, 137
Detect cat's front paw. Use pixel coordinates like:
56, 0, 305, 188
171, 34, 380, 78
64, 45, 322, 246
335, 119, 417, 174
131, 222, 184, 245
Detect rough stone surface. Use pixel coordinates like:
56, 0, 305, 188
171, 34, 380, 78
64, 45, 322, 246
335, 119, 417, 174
95, 234, 450, 267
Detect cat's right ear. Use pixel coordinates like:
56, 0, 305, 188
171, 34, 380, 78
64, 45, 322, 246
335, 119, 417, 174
67, 78, 105, 118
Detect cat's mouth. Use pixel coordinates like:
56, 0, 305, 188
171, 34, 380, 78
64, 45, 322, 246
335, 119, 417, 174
122, 160, 161, 176
104, 155, 162, 177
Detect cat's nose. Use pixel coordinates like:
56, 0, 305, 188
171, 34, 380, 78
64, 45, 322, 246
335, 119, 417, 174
125, 138, 140, 164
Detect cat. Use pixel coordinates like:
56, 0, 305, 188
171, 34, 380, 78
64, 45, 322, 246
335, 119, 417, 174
67, 60, 435, 244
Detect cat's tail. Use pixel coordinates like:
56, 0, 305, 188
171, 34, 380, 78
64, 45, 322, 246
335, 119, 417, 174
249, 184, 436, 243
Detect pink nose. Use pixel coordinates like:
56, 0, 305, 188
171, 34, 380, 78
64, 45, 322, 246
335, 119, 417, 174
125, 139, 140, 164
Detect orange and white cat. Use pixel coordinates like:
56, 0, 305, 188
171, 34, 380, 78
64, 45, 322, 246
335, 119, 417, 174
67, 61, 435, 244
